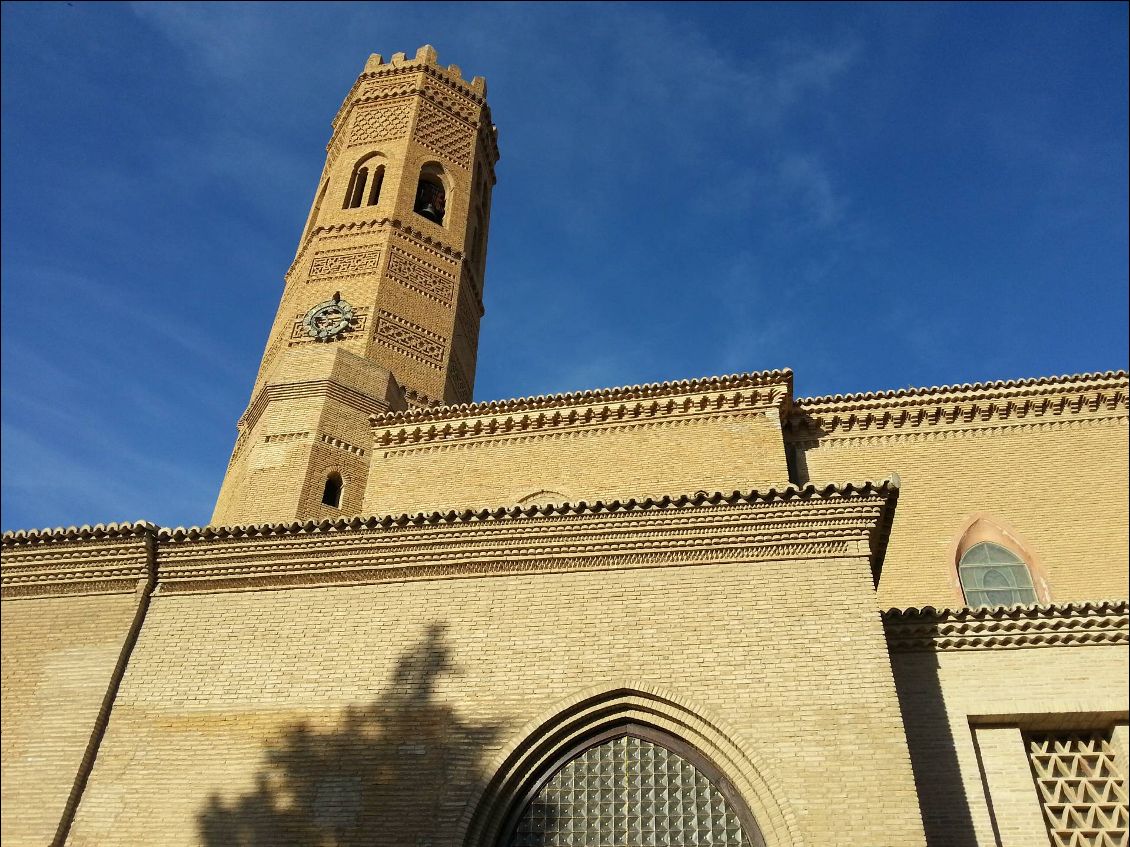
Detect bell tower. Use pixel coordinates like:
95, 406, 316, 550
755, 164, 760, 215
212, 46, 498, 526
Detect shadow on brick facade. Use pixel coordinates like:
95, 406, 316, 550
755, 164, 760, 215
196, 621, 555, 846
891, 652, 979, 846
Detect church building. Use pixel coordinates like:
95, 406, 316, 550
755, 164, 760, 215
3, 46, 1128, 847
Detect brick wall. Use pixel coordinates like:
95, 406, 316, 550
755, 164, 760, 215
796, 418, 1128, 609
59, 491, 925, 847
367, 412, 790, 517
889, 642, 1129, 846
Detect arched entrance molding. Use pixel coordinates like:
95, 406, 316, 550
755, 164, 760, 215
457, 683, 803, 847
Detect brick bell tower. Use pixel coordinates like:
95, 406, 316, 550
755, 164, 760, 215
212, 46, 498, 526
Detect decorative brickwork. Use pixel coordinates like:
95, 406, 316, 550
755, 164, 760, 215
308, 247, 383, 281
883, 602, 1130, 652
1, 523, 155, 599
415, 98, 475, 169
375, 310, 447, 369
1026, 731, 1129, 847
788, 370, 1127, 446
357, 77, 420, 102
318, 432, 366, 457
386, 244, 456, 303
423, 76, 481, 123
347, 101, 412, 147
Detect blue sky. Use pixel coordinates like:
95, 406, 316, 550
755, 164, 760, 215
2, 2, 1127, 531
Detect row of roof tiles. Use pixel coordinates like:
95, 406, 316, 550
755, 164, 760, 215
1, 479, 898, 546
883, 599, 1128, 619
796, 369, 1127, 409
372, 369, 1126, 428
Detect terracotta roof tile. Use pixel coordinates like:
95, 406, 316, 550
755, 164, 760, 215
795, 370, 1126, 409
0, 478, 895, 547
370, 369, 794, 428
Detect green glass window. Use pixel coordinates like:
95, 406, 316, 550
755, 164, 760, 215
508, 734, 753, 847
959, 541, 1037, 607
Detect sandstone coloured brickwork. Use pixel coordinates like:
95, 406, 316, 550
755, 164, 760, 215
2, 45, 1127, 847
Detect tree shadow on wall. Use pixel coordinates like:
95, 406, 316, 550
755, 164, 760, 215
197, 621, 555, 847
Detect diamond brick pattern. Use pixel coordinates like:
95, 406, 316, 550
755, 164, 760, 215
415, 98, 473, 170
348, 101, 412, 147
509, 735, 751, 847
1027, 731, 1130, 847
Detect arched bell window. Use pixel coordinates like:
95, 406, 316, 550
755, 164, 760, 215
505, 731, 759, 847
958, 541, 1038, 607
414, 164, 447, 224
343, 155, 385, 210
321, 472, 343, 509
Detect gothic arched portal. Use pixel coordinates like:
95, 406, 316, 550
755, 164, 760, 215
504, 726, 758, 847
459, 687, 793, 847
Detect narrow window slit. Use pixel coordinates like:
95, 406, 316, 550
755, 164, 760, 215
322, 472, 343, 508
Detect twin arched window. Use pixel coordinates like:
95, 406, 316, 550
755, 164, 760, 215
343, 158, 384, 210
342, 158, 449, 225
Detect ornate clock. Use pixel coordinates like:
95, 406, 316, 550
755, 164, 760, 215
302, 296, 355, 340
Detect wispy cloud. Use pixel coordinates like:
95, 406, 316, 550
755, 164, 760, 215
775, 154, 846, 231
129, 2, 281, 81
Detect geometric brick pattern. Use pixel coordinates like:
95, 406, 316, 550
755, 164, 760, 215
308, 248, 382, 281
423, 77, 480, 122
1027, 731, 1129, 847
415, 98, 473, 169
375, 309, 446, 369
508, 735, 751, 847
348, 101, 412, 147
387, 245, 455, 304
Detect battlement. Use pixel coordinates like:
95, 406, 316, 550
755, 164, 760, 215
362, 45, 487, 96
328, 43, 497, 156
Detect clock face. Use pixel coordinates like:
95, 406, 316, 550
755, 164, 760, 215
303, 298, 355, 340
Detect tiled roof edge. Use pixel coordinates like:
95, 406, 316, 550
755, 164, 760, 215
1, 521, 158, 547
883, 599, 1128, 620
796, 370, 1127, 409
152, 478, 895, 544
370, 369, 794, 427
2, 477, 891, 548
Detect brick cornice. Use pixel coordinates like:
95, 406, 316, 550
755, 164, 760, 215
370, 370, 794, 448
2, 481, 898, 596
883, 600, 1129, 652
787, 370, 1126, 443
154, 481, 894, 593
1, 523, 157, 599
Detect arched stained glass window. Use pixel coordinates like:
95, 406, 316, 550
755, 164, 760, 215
959, 541, 1038, 607
507, 734, 755, 847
